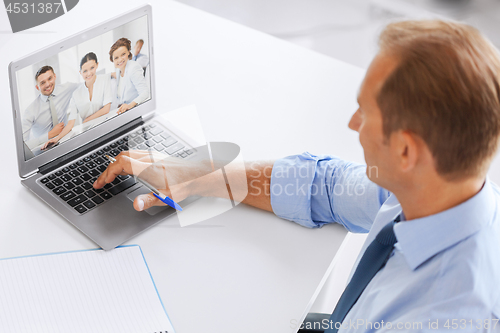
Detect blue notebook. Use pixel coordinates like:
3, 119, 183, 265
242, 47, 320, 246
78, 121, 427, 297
0, 245, 174, 333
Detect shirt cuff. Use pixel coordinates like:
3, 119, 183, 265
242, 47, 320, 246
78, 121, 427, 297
271, 152, 328, 228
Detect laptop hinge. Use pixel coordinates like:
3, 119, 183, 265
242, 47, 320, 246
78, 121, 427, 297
39, 117, 144, 175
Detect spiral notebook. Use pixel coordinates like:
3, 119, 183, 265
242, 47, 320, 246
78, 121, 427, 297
0, 245, 174, 333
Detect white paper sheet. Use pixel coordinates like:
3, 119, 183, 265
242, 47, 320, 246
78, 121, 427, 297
0, 246, 174, 333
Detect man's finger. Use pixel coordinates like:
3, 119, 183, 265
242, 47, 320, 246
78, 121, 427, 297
93, 154, 147, 189
133, 193, 164, 211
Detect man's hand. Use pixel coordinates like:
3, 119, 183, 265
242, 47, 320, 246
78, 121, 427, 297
41, 137, 59, 150
48, 122, 64, 138
93, 150, 212, 211
93, 148, 274, 212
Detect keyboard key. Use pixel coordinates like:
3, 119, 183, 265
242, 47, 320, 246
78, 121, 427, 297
68, 195, 87, 207
60, 191, 76, 201
153, 137, 163, 143
83, 157, 92, 162
162, 138, 177, 148
46, 183, 55, 190
179, 152, 188, 158
144, 133, 153, 140
62, 167, 70, 173
111, 178, 121, 185
76, 160, 85, 166
110, 142, 117, 148
80, 173, 91, 182
69, 163, 77, 169
97, 165, 107, 172
150, 127, 163, 136
77, 166, 89, 173
53, 178, 63, 186
89, 169, 100, 177
96, 150, 104, 155
150, 123, 157, 128
117, 139, 124, 145
83, 200, 96, 209
110, 149, 120, 157
41, 178, 49, 184
48, 174, 56, 180
137, 144, 148, 150
94, 188, 104, 193
165, 143, 185, 155
82, 183, 92, 190
90, 153, 97, 159
94, 157, 105, 165
117, 175, 130, 180
74, 205, 87, 214
71, 178, 83, 186
130, 133, 137, 138
154, 144, 164, 151
103, 146, 111, 152
85, 190, 96, 198
60, 174, 72, 182
104, 183, 113, 189
101, 192, 112, 200
185, 149, 195, 155
69, 170, 81, 178
120, 145, 129, 151
85, 162, 97, 169
73, 186, 84, 194
53, 187, 66, 195
144, 125, 151, 131
145, 140, 155, 147
92, 196, 104, 204
109, 177, 136, 195
160, 133, 171, 140
63, 182, 75, 190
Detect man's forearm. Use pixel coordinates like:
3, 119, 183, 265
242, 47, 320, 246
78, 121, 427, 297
185, 160, 275, 212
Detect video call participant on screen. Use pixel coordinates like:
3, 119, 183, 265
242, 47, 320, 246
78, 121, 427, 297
109, 38, 150, 115
132, 39, 149, 73
22, 66, 79, 150
67, 52, 112, 124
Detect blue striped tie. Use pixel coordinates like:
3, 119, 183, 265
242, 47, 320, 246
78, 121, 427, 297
324, 217, 400, 333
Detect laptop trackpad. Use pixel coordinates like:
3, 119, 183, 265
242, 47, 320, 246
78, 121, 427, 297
126, 186, 169, 216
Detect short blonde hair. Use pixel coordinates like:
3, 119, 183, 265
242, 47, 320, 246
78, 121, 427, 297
377, 20, 500, 180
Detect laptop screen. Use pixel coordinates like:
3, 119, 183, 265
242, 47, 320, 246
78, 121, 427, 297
15, 15, 151, 161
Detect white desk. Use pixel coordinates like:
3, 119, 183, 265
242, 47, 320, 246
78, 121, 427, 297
2, 1, 499, 333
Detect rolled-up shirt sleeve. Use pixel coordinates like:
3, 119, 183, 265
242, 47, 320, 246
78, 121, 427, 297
270, 152, 391, 233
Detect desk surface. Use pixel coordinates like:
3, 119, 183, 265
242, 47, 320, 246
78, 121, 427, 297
1, 1, 499, 333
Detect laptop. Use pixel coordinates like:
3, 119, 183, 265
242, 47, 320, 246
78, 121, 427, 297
8, 5, 200, 250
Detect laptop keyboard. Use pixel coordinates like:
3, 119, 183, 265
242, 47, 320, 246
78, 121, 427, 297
38, 122, 196, 215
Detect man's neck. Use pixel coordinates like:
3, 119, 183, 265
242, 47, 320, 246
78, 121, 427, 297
394, 176, 485, 221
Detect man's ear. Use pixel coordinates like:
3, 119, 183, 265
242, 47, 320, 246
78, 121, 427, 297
397, 130, 419, 172
35, 85, 40, 91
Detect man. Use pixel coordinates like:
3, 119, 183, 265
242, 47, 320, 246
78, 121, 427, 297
22, 66, 79, 150
132, 39, 149, 73
95, 20, 500, 331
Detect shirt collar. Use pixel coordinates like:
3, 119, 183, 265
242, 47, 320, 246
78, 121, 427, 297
39, 85, 60, 102
394, 178, 496, 270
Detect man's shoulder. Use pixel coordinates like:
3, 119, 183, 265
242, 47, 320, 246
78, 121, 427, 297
25, 95, 42, 111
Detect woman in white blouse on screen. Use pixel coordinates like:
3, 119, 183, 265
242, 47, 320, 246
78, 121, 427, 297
109, 38, 149, 114
68, 52, 112, 123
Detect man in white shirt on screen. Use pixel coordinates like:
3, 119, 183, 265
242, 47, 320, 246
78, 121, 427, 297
22, 66, 79, 150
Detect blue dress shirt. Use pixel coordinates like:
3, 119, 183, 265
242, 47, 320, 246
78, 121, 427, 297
271, 152, 500, 332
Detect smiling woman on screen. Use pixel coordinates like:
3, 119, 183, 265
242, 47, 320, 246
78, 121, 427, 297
109, 38, 150, 114
67, 52, 113, 124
